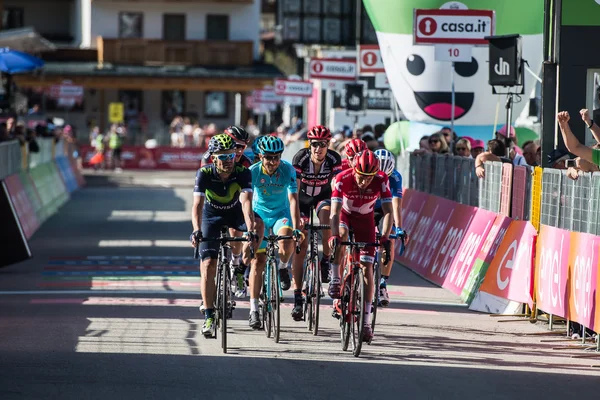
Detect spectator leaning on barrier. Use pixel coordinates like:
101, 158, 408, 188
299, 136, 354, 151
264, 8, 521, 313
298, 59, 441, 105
522, 140, 540, 166
454, 138, 471, 158
428, 132, 449, 154
475, 139, 510, 178
557, 111, 600, 167
471, 139, 485, 159
566, 144, 600, 180
580, 108, 600, 144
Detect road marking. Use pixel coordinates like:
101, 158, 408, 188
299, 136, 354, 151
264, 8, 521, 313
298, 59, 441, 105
48, 260, 197, 265
42, 271, 199, 276
44, 265, 197, 271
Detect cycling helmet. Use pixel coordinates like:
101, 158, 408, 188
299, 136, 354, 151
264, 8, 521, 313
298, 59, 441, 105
259, 136, 284, 154
345, 139, 367, 159
354, 150, 379, 175
252, 136, 266, 155
374, 149, 396, 176
307, 125, 332, 141
208, 134, 234, 154
224, 125, 249, 144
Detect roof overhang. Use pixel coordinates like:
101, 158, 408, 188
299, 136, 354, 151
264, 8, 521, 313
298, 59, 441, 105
0, 27, 56, 53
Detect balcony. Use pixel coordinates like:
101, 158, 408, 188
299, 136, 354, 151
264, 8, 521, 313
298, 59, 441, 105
97, 37, 254, 67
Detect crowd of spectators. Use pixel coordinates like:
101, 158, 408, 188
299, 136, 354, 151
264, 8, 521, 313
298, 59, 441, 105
0, 116, 76, 154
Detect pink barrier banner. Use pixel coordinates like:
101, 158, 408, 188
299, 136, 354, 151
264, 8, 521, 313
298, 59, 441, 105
511, 166, 528, 221
443, 207, 498, 295
80, 145, 207, 170
500, 163, 513, 217
535, 224, 570, 318
479, 221, 537, 306
3, 174, 40, 239
568, 231, 599, 330
399, 194, 456, 280
425, 203, 482, 286
475, 215, 512, 265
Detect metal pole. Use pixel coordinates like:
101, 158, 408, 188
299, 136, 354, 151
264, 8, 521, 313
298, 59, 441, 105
506, 94, 513, 158
234, 93, 242, 126
451, 61, 456, 135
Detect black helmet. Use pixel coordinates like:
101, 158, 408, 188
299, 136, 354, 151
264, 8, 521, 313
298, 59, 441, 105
224, 126, 249, 144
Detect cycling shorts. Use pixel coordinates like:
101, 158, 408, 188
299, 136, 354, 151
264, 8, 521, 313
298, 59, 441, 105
300, 199, 331, 219
339, 212, 376, 264
256, 209, 293, 252
374, 208, 396, 232
200, 209, 248, 261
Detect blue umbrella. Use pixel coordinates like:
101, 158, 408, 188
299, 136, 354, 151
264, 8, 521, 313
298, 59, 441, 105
0, 47, 44, 74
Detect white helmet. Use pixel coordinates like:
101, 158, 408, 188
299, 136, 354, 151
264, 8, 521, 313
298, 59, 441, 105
374, 149, 395, 176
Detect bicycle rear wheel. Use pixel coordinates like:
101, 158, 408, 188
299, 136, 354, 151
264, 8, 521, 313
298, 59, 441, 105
310, 255, 320, 336
370, 259, 381, 341
270, 259, 281, 343
351, 268, 365, 358
221, 260, 228, 353
340, 274, 351, 351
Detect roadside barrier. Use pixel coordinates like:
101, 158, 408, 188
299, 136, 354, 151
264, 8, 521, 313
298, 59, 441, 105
401, 152, 600, 346
0, 138, 85, 267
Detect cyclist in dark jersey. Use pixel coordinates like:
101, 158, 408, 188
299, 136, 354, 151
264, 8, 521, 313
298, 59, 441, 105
291, 125, 342, 297
190, 134, 263, 337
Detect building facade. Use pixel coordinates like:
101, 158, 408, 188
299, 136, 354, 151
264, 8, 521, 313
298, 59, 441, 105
4, 0, 282, 144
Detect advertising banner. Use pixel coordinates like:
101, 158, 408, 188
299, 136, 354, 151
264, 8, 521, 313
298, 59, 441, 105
80, 146, 207, 170
444, 207, 497, 295
535, 224, 570, 318
479, 221, 537, 306
567, 231, 599, 330
3, 174, 40, 239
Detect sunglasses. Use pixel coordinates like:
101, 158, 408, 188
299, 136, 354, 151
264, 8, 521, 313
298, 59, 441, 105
263, 154, 281, 162
310, 141, 328, 148
214, 153, 236, 161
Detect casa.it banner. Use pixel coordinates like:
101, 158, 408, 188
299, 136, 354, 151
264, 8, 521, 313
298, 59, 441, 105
80, 145, 207, 170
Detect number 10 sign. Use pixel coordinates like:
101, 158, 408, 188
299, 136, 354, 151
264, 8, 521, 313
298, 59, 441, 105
434, 44, 473, 62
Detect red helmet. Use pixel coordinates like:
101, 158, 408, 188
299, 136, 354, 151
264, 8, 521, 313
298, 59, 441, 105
345, 139, 367, 159
354, 150, 379, 175
307, 125, 332, 141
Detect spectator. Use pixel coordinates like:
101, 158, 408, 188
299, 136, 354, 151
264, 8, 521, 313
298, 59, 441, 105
416, 135, 431, 153
557, 111, 600, 167
475, 139, 510, 178
471, 139, 485, 158
428, 132, 449, 154
454, 138, 471, 158
522, 140, 540, 166
440, 126, 456, 151
566, 144, 600, 180
361, 131, 379, 151
547, 148, 571, 170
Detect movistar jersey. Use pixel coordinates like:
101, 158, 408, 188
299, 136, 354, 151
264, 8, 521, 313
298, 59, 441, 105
250, 160, 297, 215
193, 164, 252, 214
375, 169, 403, 210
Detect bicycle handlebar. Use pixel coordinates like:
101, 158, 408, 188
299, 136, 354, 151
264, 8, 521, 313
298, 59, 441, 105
263, 235, 302, 254
305, 224, 331, 231
193, 235, 255, 260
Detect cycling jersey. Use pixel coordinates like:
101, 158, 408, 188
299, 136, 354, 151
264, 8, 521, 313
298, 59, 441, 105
193, 164, 252, 215
332, 169, 392, 263
331, 169, 392, 218
374, 169, 402, 210
202, 153, 252, 168
250, 160, 297, 216
293, 148, 342, 212
341, 158, 351, 171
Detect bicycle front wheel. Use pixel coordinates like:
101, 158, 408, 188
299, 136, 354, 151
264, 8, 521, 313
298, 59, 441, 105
261, 271, 272, 338
340, 274, 351, 351
351, 267, 365, 358
221, 260, 229, 353
302, 259, 312, 331
311, 254, 320, 336
270, 259, 281, 343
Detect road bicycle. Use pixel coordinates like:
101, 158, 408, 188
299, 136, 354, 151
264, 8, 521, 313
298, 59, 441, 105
260, 232, 300, 343
301, 206, 330, 336
194, 226, 254, 354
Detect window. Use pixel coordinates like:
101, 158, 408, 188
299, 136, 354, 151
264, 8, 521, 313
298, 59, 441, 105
3, 8, 24, 30
206, 15, 229, 40
163, 14, 186, 41
162, 90, 186, 124
119, 12, 143, 38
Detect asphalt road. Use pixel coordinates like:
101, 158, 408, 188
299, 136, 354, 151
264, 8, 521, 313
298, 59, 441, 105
0, 170, 598, 400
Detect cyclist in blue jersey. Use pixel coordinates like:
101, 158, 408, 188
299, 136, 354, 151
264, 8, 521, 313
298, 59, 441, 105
248, 136, 303, 327
190, 134, 263, 337
373, 149, 410, 307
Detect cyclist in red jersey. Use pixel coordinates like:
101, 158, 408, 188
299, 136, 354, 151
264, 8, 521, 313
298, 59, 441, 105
340, 138, 368, 171
328, 150, 393, 342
